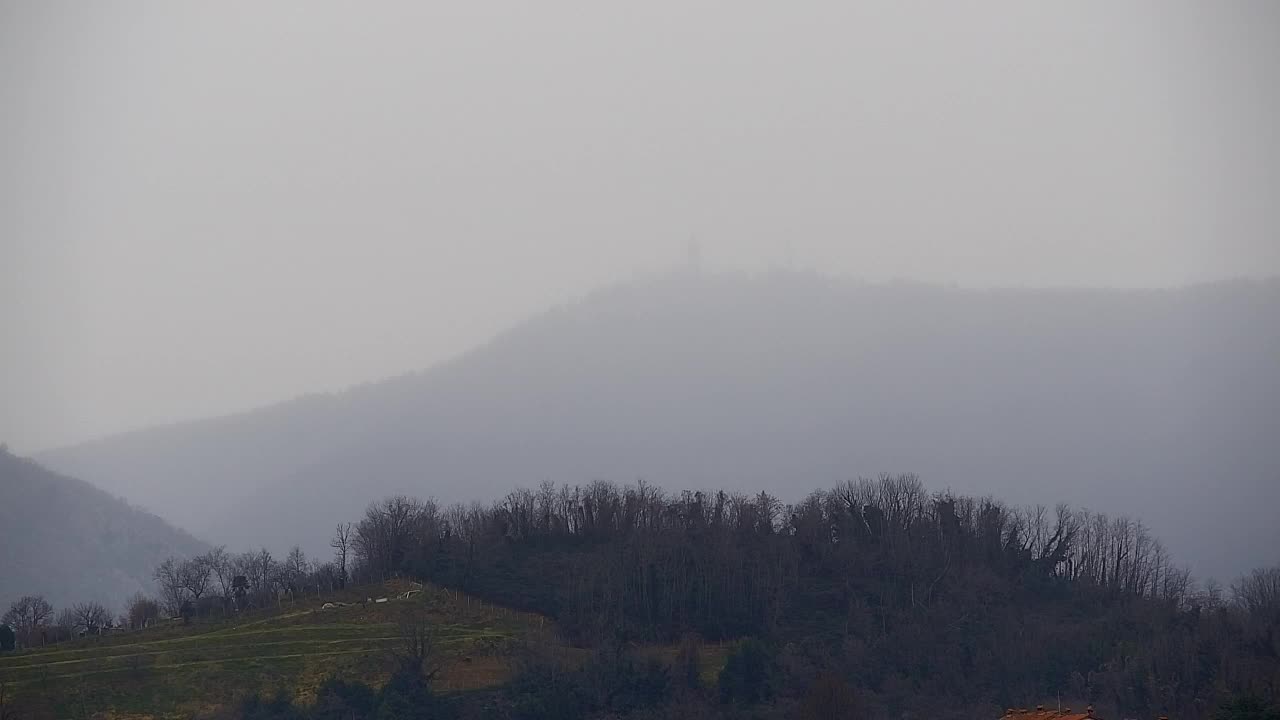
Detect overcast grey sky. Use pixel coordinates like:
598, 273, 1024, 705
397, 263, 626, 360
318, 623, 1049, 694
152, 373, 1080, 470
2, 1, 1278, 453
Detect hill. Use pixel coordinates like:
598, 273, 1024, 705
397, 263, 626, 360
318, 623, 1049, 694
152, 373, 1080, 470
0, 579, 723, 719
0, 448, 207, 611
36, 273, 1280, 579
4, 475, 1274, 720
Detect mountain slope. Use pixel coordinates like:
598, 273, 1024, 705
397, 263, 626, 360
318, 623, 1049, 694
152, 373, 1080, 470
37, 273, 1280, 580
0, 448, 207, 611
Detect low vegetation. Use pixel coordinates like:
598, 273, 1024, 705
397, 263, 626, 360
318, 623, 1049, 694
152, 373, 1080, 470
0, 580, 540, 718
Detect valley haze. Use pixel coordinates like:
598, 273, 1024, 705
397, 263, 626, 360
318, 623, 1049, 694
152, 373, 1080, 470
34, 272, 1280, 585
3, 3, 1280, 718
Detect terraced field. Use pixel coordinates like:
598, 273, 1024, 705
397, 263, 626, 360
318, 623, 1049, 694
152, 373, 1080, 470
0, 581, 544, 719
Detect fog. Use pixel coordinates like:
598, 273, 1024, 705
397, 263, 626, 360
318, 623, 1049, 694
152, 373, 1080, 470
35, 274, 1280, 583
3, 1, 1279, 454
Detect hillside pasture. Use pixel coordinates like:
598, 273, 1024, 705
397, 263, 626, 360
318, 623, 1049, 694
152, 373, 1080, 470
0, 581, 542, 719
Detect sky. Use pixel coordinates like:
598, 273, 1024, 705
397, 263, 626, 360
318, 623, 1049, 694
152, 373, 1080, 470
2, 1, 1279, 453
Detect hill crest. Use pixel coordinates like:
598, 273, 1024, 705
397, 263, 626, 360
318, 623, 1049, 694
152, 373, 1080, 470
0, 448, 208, 611
35, 273, 1280, 580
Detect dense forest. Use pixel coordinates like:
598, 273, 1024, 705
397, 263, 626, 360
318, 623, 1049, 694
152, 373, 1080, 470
51, 476, 1262, 720
340, 476, 1278, 719
5, 473, 1278, 719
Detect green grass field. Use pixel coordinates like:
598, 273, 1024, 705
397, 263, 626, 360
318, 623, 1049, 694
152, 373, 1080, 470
0, 581, 545, 719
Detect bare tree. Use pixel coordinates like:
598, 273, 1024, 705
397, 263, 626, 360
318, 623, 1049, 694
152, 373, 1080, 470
1195, 578, 1227, 609
355, 496, 434, 580
227, 549, 276, 607
53, 607, 77, 642
232, 552, 257, 591
445, 503, 484, 589
312, 561, 340, 594
125, 593, 161, 629
285, 546, 309, 584
153, 557, 186, 616
1232, 565, 1280, 618
253, 548, 276, 594
390, 606, 443, 683
3, 595, 53, 648
201, 546, 235, 613
179, 556, 213, 604
71, 602, 110, 635
331, 522, 353, 588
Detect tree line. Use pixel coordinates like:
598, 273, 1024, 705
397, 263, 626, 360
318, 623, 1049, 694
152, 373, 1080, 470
5, 473, 1277, 719
1, 543, 347, 649
335, 474, 1278, 718
149, 544, 346, 621
346, 476, 1205, 636
2, 594, 118, 648
139, 468, 1279, 720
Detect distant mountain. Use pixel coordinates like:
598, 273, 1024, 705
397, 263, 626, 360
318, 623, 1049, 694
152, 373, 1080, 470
37, 273, 1280, 580
0, 448, 207, 612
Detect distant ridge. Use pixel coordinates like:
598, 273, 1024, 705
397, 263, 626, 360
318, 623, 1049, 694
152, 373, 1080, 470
0, 448, 207, 610
37, 273, 1280, 580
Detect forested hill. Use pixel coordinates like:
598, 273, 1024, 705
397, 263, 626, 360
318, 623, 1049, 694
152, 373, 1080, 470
0, 448, 207, 610
341, 475, 1280, 719
37, 273, 1280, 578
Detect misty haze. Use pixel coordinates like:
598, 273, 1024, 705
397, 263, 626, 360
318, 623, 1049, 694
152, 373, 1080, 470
1, 3, 1278, 720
